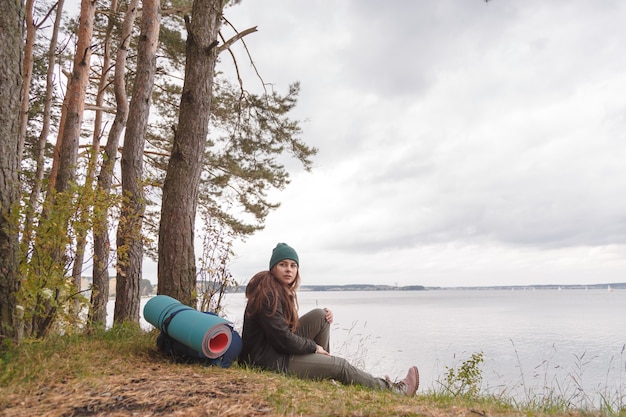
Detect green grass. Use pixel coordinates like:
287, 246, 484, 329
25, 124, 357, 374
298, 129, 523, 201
0, 328, 623, 416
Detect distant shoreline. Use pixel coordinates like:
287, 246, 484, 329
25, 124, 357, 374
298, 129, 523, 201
104, 282, 625, 297
220, 282, 626, 292
297, 282, 625, 292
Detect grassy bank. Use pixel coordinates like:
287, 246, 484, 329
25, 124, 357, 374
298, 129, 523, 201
0, 326, 617, 416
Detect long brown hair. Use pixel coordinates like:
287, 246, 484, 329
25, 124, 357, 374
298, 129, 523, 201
245, 269, 301, 331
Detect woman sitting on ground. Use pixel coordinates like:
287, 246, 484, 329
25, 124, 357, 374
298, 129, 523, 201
238, 242, 419, 396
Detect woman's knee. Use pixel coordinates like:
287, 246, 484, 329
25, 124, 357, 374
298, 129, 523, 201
305, 308, 326, 321
299, 308, 328, 330
296, 308, 330, 343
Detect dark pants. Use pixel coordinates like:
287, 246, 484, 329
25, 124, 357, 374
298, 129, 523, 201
287, 308, 389, 390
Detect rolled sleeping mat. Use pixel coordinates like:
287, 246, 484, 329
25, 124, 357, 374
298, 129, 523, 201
143, 295, 232, 359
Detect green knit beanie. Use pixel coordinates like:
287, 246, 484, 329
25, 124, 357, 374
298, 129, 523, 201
269, 243, 299, 270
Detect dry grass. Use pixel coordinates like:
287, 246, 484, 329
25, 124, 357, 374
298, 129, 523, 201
0, 327, 605, 417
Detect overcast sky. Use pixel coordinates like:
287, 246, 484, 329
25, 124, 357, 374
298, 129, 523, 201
204, 0, 626, 288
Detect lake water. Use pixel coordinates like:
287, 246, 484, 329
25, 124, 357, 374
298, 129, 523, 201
123, 288, 626, 409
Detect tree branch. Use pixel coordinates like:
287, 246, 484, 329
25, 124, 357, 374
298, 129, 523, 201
35, 1, 60, 29
221, 18, 268, 97
85, 103, 116, 113
217, 26, 257, 54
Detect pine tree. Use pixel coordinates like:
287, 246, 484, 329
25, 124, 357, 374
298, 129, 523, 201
0, 0, 25, 344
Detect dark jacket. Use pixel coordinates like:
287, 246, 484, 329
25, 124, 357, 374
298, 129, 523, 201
239, 293, 316, 372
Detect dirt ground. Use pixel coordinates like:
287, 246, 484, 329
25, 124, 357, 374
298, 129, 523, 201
1, 364, 277, 417
0, 353, 596, 417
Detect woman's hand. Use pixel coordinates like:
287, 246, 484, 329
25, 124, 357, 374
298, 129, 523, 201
323, 308, 333, 324
315, 344, 330, 355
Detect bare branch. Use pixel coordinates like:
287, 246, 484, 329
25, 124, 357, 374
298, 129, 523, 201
161, 5, 192, 16
217, 26, 257, 54
218, 31, 244, 97
34, 1, 60, 29
221, 17, 268, 97
85, 104, 116, 113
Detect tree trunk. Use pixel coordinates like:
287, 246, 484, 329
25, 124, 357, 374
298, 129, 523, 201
21, 0, 65, 249
71, 0, 116, 322
158, 0, 225, 306
18, 0, 36, 165
73, 0, 115, 318
53, 0, 96, 194
0, 0, 25, 344
28, 0, 95, 338
114, 0, 160, 324
90, 0, 139, 327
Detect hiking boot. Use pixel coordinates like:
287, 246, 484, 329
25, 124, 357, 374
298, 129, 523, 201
389, 366, 419, 396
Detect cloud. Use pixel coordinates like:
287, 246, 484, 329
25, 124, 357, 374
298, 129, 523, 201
221, 0, 626, 286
